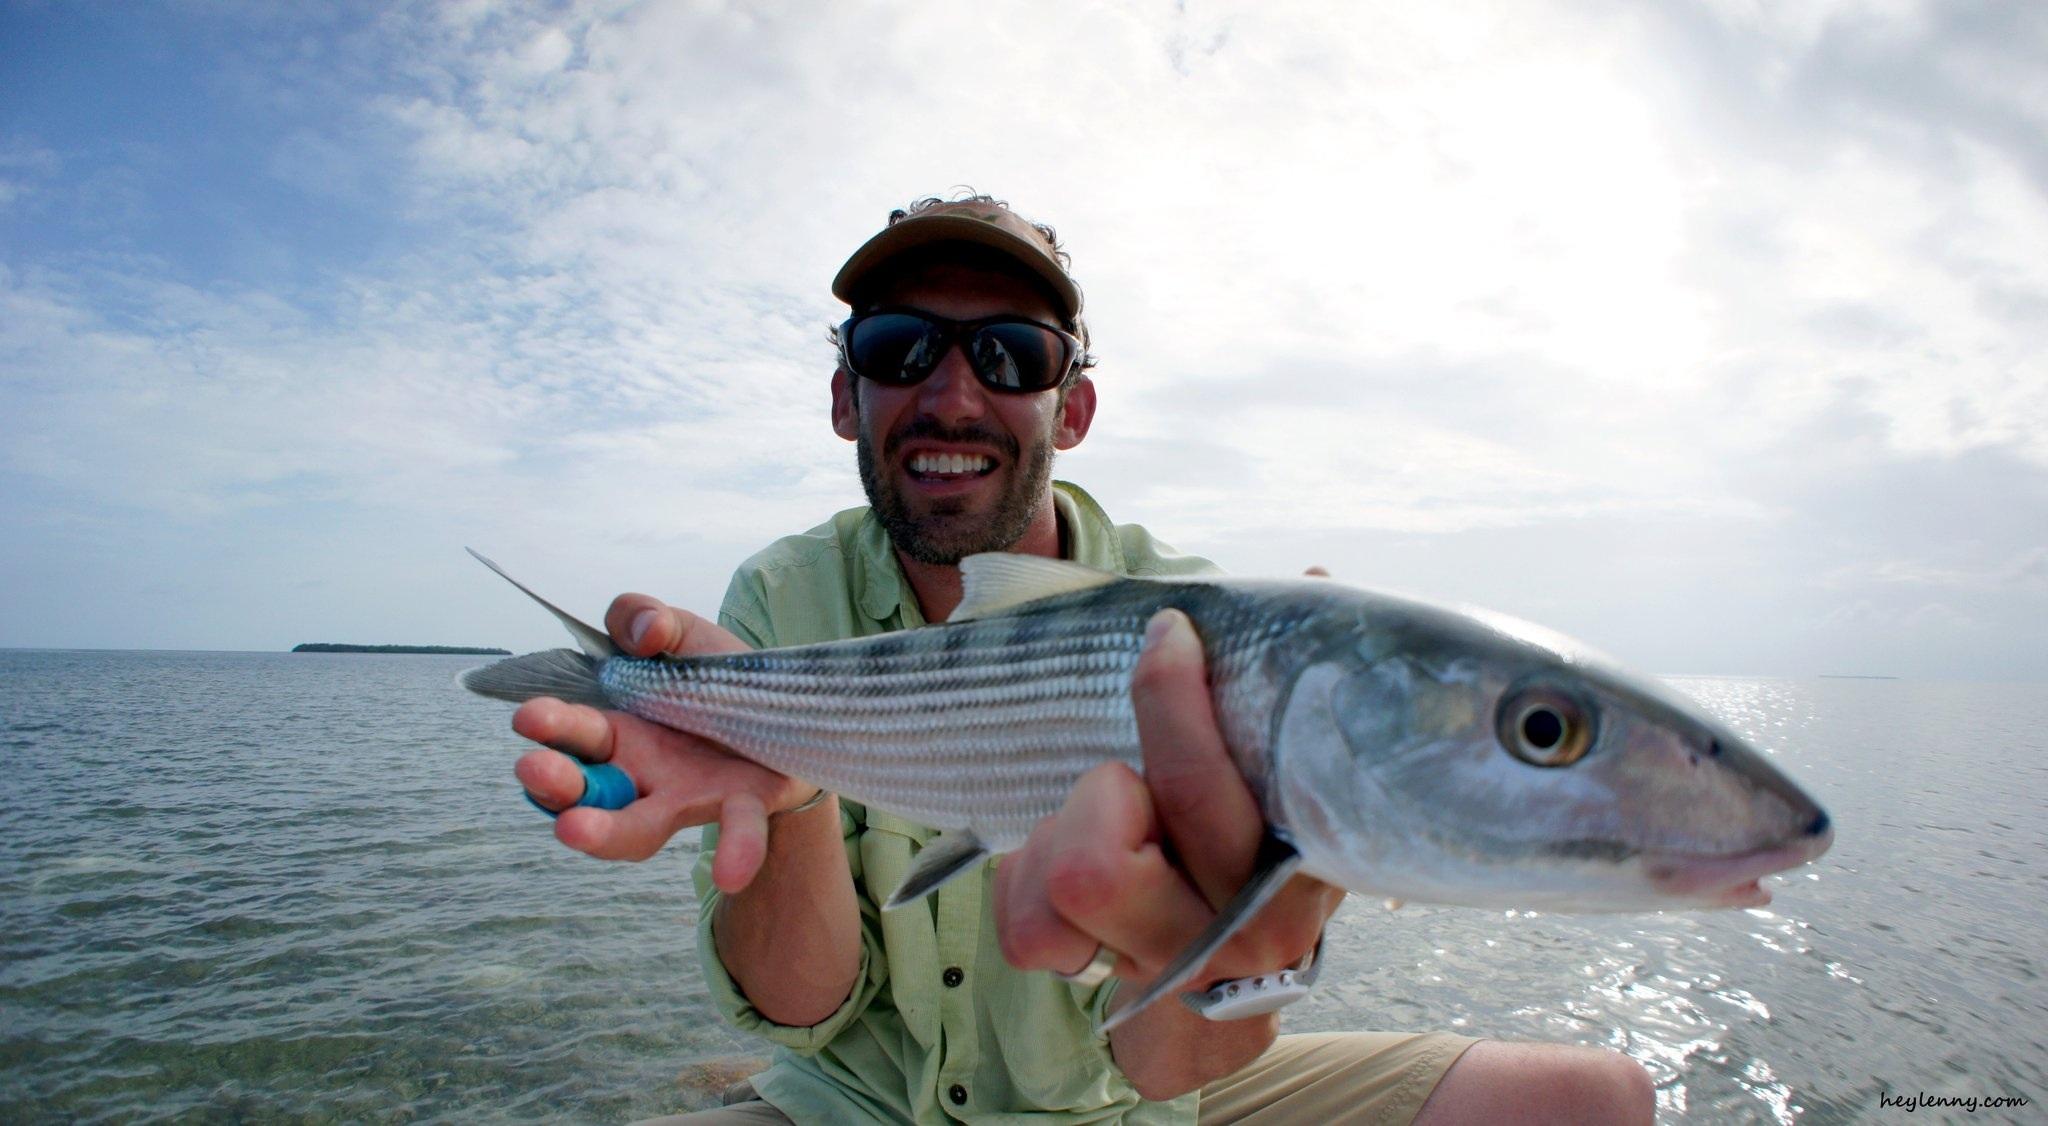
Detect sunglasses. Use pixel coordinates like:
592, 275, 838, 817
838, 309, 1082, 394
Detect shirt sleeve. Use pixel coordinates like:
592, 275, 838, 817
716, 567, 775, 650
1114, 523, 1225, 579
692, 564, 891, 1052
689, 807, 892, 1053
1083, 979, 1123, 1048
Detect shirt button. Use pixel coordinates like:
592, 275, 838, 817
942, 966, 964, 988
949, 1084, 968, 1106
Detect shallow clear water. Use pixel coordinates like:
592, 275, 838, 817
0, 652, 2040, 1123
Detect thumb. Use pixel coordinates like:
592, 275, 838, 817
709, 793, 770, 893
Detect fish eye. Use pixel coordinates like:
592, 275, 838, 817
1496, 686, 1595, 768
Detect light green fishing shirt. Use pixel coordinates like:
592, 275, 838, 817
693, 481, 1220, 1125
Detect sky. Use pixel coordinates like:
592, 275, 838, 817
2, 0, 2043, 679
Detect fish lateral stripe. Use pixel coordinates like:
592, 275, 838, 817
464, 554, 1838, 1027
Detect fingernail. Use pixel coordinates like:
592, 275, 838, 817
629, 609, 659, 649
1142, 610, 1176, 651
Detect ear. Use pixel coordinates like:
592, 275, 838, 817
1052, 376, 1096, 450
831, 368, 860, 442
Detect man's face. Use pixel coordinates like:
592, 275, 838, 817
832, 262, 1094, 565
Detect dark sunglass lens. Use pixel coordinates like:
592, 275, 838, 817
850, 314, 944, 385
971, 323, 1063, 391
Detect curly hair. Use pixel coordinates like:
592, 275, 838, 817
832, 190, 1096, 389
890, 192, 1072, 271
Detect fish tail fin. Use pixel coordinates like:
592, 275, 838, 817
465, 547, 618, 660
460, 648, 609, 709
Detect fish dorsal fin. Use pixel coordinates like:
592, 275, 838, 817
954, 553, 1120, 621
466, 548, 618, 660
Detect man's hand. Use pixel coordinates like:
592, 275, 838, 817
990, 600, 1347, 1096
510, 594, 816, 891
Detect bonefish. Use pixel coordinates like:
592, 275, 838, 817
462, 549, 1833, 1028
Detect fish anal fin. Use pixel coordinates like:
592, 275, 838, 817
882, 830, 990, 909
953, 553, 1120, 621
1097, 833, 1303, 1033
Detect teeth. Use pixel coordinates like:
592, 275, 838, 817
912, 453, 991, 476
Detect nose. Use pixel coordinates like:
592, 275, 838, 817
916, 341, 990, 425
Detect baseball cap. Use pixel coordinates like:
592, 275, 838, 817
832, 199, 1084, 322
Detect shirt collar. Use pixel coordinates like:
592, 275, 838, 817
852, 481, 1123, 626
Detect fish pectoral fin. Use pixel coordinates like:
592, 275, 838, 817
952, 553, 1120, 620
882, 830, 991, 910
1096, 833, 1305, 1033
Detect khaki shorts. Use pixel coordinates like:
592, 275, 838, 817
647, 1030, 1478, 1125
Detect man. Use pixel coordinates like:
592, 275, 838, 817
510, 195, 1654, 1123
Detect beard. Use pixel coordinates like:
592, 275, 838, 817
856, 414, 1057, 566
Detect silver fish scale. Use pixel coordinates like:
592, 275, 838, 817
598, 623, 1144, 844
593, 581, 1324, 849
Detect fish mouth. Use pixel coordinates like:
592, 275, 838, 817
1641, 820, 1835, 908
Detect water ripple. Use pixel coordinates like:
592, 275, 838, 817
2, 654, 2041, 1121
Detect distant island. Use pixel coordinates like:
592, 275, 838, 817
292, 644, 512, 655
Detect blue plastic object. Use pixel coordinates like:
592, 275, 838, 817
525, 762, 637, 818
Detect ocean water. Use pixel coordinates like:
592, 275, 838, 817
0, 650, 2040, 1123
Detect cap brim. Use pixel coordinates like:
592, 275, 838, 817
832, 215, 1082, 319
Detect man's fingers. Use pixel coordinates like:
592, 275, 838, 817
1210, 873, 1344, 971
514, 748, 587, 811
1037, 763, 1214, 978
1132, 610, 1263, 910
995, 761, 1332, 987
512, 697, 617, 763
604, 594, 749, 658
555, 806, 647, 861
534, 741, 798, 869
1039, 763, 1155, 900
553, 778, 743, 864
998, 767, 1156, 978
603, 593, 674, 656
1045, 839, 1212, 978
710, 793, 771, 893
993, 824, 1099, 976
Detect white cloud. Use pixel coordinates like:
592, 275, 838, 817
2, 0, 2043, 674
1826, 548, 2048, 593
